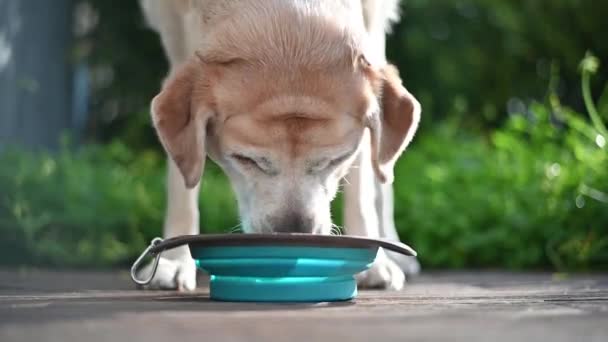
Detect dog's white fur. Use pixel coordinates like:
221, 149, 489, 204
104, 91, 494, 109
139, 0, 420, 291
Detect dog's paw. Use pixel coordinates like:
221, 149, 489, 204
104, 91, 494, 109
387, 252, 421, 276
138, 254, 197, 292
356, 250, 405, 291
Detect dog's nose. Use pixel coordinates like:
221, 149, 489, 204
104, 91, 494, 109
271, 212, 315, 233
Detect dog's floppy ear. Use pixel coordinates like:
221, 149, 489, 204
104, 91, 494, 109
367, 62, 421, 184
151, 59, 214, 189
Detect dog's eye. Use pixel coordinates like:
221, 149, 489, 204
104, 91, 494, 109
308, 153, 354, 174
230, 154, 277, 176
328, 154, 353, 168
232, 154, 258, 168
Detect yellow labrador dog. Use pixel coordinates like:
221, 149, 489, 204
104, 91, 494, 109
139, 0, 421, 291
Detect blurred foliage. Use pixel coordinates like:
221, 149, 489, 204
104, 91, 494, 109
391, 105, 607, 270
74, 0, 167, 147
1, 64, 606, 270
0, 140, 238, 267
388, 0, 608, 128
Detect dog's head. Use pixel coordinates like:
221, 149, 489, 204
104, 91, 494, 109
150, 9, 420, 234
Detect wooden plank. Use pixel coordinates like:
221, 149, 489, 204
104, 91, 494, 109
0, 270, 607, 341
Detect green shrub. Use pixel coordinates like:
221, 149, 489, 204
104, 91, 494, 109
389, 55, 608, 270
0, 140, 237, 267
392, 103, 607, 271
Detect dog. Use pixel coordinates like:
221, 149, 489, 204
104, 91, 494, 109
138, 0, 421, 291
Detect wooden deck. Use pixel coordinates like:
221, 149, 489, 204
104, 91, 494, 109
1, 270, 607, 341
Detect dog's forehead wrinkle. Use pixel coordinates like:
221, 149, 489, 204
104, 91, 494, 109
252, 95, 339, 119
223, 114, 361, 152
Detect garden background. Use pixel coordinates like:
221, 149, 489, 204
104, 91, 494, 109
1, 0, 607, 271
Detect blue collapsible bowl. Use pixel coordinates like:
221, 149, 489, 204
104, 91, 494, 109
142, 234, 417, 303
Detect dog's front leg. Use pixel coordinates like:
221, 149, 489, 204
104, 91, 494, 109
343, 131, 406, 290
138, 158, 199, 291
376, 180, 421, 276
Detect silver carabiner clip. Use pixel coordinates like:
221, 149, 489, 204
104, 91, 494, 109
130, 237, 164, 286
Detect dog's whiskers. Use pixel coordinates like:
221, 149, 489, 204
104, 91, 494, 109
336, 185, 344, 194
226, 223, 243, 234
